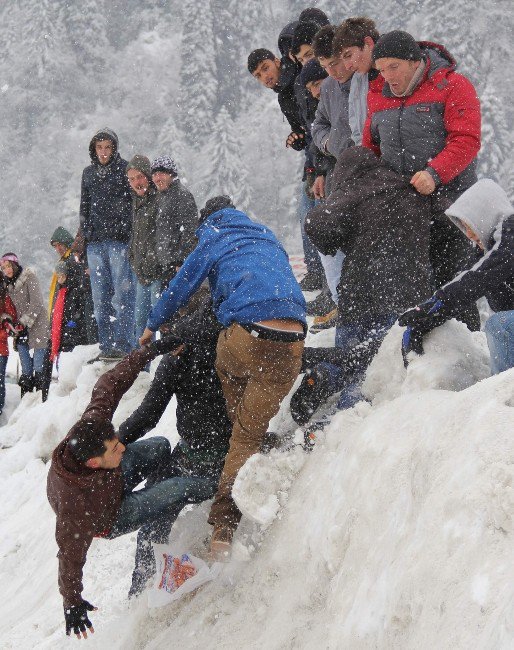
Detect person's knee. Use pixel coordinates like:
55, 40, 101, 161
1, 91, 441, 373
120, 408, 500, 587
485, 312, 507, 338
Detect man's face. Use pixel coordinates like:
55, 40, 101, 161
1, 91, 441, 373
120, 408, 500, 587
252, 58, 281, 89
127, 169, 150, 196
0, 261, 14, 278
95, 437, 125, 470
375, 57, 420, 95
318, 55, 352, 82
152, 171, 173, 192
306, 78, 324, 99
52, 242, 68, 257
340, 41, 374, 74
296, 43, 315, 66
95, 139, 114, 165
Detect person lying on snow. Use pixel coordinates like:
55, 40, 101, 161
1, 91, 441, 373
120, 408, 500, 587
400, 179, 514, 374
46, 336, 216, 640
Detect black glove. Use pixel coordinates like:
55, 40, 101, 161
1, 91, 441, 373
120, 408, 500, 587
149, 334, 184, 356
287, 131, 306, 151
398, 295, 449, 329
401, 326, 426, 367
64, 600, 96, 638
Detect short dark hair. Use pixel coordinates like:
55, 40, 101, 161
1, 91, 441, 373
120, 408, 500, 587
312, 25, 336, 59
291, 21, 320, 56
298, 8, 330, 28
67, 419, 116, 462
333, 17, 380, 55
248, 49, 276, 74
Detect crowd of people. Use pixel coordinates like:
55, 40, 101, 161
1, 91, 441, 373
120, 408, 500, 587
0, 7, 512, 641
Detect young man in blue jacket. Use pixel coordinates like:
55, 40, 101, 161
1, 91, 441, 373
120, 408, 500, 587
140, 196, 306, 558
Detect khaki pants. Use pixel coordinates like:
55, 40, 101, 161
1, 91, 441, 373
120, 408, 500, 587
208, 323, 304, 527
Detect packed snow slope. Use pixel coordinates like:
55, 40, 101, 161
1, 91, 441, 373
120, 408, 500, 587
0, 321, 513, 649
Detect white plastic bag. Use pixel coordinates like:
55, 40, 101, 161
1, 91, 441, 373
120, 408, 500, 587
147, 544, 217, 608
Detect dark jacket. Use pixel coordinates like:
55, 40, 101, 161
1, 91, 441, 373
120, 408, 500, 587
47, 346, 156, 606
119, 297, 232, 470
305, 147, 433, 323
52, 262, 90, 354
155, 179, 198, 281
128, 184, 163, 285
363, 42, 481, 197
438, 179, 514, 313
275, 57, 304, 134
80, 130, 133, 243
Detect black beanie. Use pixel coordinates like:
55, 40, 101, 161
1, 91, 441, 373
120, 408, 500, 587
199, 196, 235, 222
372, 30, 422, 62
299, 59, 328, 87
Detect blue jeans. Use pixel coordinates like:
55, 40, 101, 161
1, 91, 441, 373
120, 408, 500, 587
485, 311, 514, 375
321, 314, 397, 409
17, 343, 46, 376
298, 185, 323, 277
87, 241, 136, 354
0, 355, 6, 412
134, 280, 162, 342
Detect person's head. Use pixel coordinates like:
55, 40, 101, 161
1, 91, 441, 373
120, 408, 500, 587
291, 22, 320, 66
67, 419, 125, 470
333, 17, 380, 74
299, 59, 328, 99
372, 31, 423, 95
50, 227, 74, 258
199, 195, 235, 223
248, 49, 281, 88
89, 128, 119, 166
0, 253, 20, 279
127, 155, 152, 197
151, 155, 179, 192
313, 26, 352, 82
298, 8, 330, 28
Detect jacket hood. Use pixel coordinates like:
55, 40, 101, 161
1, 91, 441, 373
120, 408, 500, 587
334, 146, 385, 183
50, 226, 74, 249
198, 207, 261, 234
89, 127, 119, 164
445, 179, 514, 251
419, 41, 456, 76
278, 21, 299, 58
51, 437, 105, 489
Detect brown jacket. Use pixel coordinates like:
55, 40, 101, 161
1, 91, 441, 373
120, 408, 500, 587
47, 346, 155, 606
7, 267, 50, 349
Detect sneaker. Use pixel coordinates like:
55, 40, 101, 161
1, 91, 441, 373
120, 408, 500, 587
299, 272, 324, 292
290, 366, 332, 426
306, 289, 336, 317
310, 308, 338, 333
209, 525, 235, 561
99, 349, 127, 362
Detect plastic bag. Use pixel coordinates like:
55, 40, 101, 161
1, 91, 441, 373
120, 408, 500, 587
148, 545, 217, 608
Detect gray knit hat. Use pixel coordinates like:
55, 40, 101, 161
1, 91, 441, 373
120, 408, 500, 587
127, 154, 152, 180
372, 30, 422, 62
151, 155, 179, 177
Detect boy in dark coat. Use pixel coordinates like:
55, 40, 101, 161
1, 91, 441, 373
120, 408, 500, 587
400, 179, 514, 374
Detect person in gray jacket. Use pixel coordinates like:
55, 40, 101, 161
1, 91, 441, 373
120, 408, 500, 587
151, 156, 198, 284
126, 155, 163, 344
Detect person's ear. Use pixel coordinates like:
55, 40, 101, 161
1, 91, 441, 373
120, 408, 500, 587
85, 457, 101, 469
363, 36, 375, 49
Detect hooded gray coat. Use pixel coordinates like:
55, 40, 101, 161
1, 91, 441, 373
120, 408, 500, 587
7, 267, 49, 349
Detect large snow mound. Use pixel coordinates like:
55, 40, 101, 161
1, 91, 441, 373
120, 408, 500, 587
0, 324, 513, 649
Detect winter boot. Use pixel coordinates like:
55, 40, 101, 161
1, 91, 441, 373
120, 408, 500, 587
18, 374, 34, 398
306, 289, 336, 317
299, 272, 325, 292
209, 525, 235, 562
290, 365, 333, 426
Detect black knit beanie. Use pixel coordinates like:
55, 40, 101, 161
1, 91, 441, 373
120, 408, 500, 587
299, 58, 328, 87
372, 30, 422, 62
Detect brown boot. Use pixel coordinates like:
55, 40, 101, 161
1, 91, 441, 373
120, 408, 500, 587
209, 525, 235, 562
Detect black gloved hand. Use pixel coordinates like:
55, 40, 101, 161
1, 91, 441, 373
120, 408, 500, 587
64, 600, 96, 638
287, 131, 306, 151
401, 326, 425, 368
398, 295, 448, 329
149, 334, 184, 356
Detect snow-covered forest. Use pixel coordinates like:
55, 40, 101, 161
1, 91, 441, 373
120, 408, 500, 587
0, 1, 513, 649
0, 0, 513, 273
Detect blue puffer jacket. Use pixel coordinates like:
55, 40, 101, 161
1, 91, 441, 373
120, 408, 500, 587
80, 150, 133, 244
147, 208, 306, 331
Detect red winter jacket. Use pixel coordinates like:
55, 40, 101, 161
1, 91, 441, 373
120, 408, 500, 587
363, 42, 481, 195
0, 293, 17, 356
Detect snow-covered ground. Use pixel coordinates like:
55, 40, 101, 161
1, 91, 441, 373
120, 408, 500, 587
0, 320, 513, 649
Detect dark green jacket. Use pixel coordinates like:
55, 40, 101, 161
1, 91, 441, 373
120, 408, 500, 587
128, 184, 163, 285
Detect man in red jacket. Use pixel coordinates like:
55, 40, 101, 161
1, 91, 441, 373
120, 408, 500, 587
363, 30, 482, 328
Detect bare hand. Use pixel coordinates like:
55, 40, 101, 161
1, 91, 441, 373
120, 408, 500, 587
286, 132, 304, 148
139, 328, 154, 346
312, 176, 326, 200
410, 170, 436, 195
